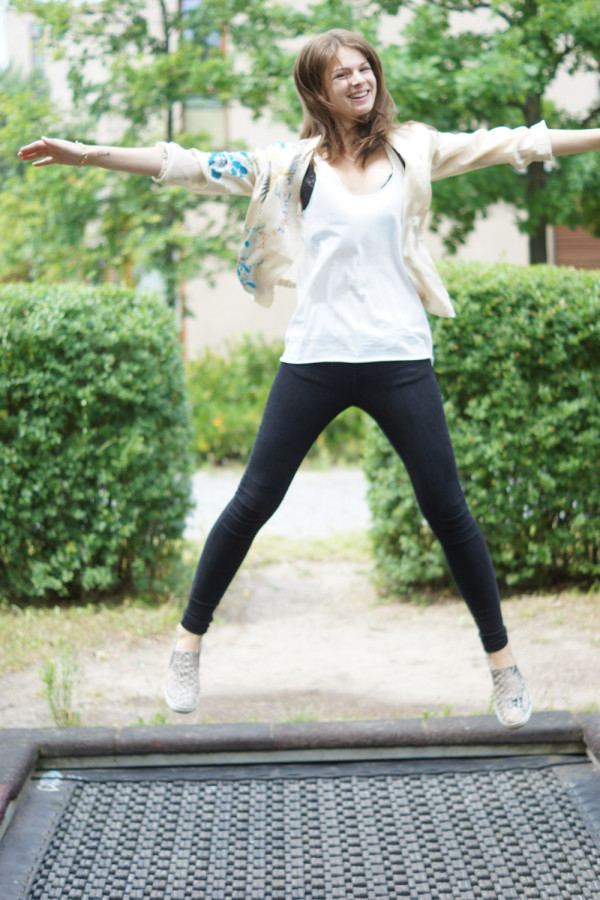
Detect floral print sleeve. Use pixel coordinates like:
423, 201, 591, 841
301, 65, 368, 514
153, 136, 321, 309
207, 151, 250, 181
153, 142, 258, 196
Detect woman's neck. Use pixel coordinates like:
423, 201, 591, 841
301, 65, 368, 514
342, 142, 361, 161
340, 127, 361, 162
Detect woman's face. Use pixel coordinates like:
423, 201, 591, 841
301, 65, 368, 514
324, 45, 377, 127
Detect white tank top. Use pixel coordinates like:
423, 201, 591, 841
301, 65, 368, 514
281, 152, 433, 364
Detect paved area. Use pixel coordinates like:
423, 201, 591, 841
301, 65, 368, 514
185, 466, 371, 540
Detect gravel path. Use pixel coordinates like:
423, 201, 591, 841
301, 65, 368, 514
184, 466, 372, 540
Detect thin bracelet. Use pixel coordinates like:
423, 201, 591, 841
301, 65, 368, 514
75, 141, 88, 167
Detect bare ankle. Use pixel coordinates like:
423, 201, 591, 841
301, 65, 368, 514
175, 623, 202, 652
487, 645, 514, 670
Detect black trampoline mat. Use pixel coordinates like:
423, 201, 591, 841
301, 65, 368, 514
3, 756, 600, 899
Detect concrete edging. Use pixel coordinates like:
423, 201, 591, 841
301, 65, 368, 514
1, 711, 598, 829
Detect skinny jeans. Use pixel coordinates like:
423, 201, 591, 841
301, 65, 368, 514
182, 359, 508, 653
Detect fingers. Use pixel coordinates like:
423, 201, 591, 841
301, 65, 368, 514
18, 136, 87, 168
18, 151, 56, 167
17, 138, 52, 162
18, 137, 75, 168
17, 142, 38, 158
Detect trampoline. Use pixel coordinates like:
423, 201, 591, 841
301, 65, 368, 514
1, 716, 600, 899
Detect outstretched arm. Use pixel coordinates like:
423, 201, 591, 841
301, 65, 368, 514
549, 128, 600, 157
18, 136, 163, 177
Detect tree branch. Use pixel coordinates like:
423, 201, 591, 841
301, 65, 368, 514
582, 104, 600, 127
423, 0, 513, 26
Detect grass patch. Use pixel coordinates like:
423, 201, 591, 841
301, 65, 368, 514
246, 531, 372, 567
184, 530, 372, 570
0, 540, 199, 677
0, 594, 184, 677
0, 533, 373, 677
40, 644, 82, 727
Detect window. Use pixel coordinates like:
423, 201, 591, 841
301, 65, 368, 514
29, 20, 45, 72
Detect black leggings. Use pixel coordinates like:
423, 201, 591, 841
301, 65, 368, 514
182, 360, 508, 653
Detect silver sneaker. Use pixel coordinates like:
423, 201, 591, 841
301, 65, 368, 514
491, 664, 532, 729
164, 644, 201, 714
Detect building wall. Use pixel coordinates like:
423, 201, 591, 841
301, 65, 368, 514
554, 227, 600, 269
0, 1, 8, 70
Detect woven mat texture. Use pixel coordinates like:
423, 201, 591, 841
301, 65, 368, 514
27, 767, 600, 899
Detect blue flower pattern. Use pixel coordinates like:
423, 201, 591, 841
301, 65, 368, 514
235, 144, 306, 295
208, 151, 249, 181
237, 228, 265, 292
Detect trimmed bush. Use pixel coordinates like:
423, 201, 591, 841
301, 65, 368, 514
186, 335, 367, 465
0, 283, 193, 603
364, 262, 600, 596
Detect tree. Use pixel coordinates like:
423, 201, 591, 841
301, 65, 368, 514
234, 0, 600, 263
0, 66, 103, 283
16, 0, 600, 267
13, 0, 259, 302
377, 0, 600, 263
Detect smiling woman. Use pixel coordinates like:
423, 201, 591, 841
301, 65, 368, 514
293, 29, 396, 172
297, 41, 393, 195
17, 28, 600, 730
326, 48, 378, 122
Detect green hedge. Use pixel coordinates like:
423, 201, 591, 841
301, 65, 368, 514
0, 283, 193, 603
186, 335, 366, 465
364, 262, 600, 596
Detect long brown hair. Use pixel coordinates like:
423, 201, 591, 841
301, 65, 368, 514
293, 29, 397, 166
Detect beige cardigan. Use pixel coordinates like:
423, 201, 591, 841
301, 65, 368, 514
155, 120, 553, 317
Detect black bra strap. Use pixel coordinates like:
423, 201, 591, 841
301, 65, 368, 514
392, 148, 406, 169
300, 148, 406, 211
300, 165, 316, 211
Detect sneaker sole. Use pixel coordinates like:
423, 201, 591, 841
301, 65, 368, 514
163, 684, 199, 715
495, 699, 532, 730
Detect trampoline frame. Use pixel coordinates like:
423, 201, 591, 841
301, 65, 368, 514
1, 713, 600, 898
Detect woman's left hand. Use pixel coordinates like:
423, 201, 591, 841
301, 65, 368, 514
17, 137, 86, 167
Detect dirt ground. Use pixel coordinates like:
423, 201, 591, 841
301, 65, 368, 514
1, 553, 598, 730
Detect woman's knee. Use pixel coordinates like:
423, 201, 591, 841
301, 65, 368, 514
420, 493, 480, 546
223, 475, 286, 536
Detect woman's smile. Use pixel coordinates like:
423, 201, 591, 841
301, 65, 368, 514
326, 46, 377, 124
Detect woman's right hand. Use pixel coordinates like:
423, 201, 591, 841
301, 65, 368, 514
17, 137, 87, 167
